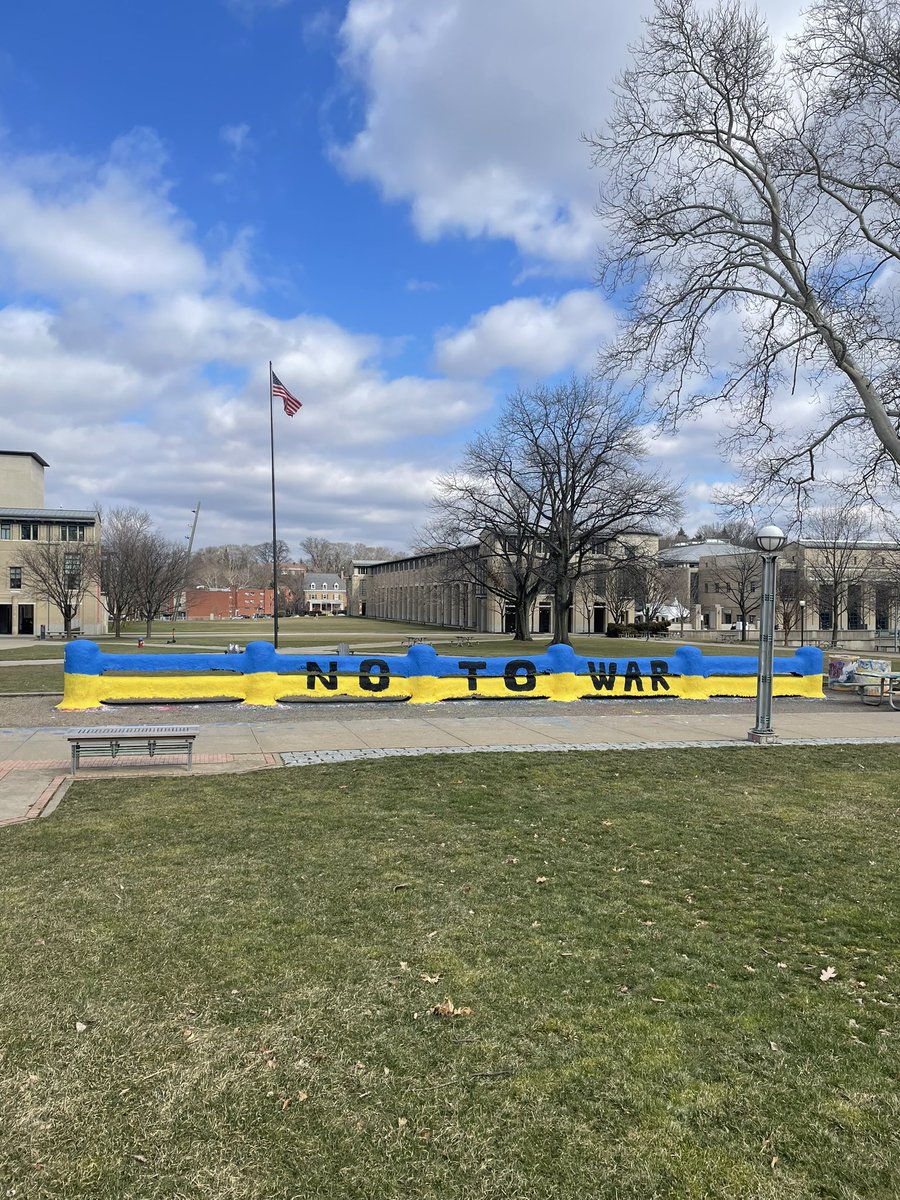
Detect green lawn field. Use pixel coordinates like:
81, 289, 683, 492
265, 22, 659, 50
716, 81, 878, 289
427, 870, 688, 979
0, 748, 896, 1198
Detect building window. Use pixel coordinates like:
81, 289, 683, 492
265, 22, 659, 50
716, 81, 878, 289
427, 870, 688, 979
60, 524, 85, 542
9, 567, 21, 589
714, 582, 720, 592
21, 523, 38, 540
0, 523, 9, 540
64, 554, 81, 587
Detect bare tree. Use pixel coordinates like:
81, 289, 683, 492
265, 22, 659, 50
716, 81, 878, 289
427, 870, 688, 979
510, 379, 681, 645
775, 566, 810, 646
132, 534, 191, 639
21, 541, 97, 636
300, 539, 398, 580
97, 507, 153, 637
589, 0, 900, 511
802, 503, 873, 646
428, 440, 553, 640
431, 378, 681, 644
706, 551, 763, 640
191, 545, 261, 590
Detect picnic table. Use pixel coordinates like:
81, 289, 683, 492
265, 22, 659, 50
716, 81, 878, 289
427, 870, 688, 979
451, 635, 475, 647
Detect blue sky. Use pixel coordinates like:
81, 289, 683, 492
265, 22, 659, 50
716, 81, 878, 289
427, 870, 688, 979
0, 0, 801, 552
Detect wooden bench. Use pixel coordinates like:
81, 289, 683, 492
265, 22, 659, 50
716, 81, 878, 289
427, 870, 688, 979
67, 725, 199, 775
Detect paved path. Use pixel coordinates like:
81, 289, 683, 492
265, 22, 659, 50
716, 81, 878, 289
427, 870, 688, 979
0, 694, 898, 827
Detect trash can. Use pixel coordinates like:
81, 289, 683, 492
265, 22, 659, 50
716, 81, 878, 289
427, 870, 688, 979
39, 624, 46, 640
138, 638, 144, 648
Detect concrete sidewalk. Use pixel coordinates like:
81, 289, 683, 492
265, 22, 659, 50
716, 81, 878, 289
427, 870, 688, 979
1, 699, 899, 827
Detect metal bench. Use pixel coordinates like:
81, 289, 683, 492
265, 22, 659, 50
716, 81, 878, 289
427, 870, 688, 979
67, 726, 199, 775
451, 635, 475, 646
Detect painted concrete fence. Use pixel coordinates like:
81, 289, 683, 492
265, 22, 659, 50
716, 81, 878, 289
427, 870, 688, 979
59, 641, 825, 709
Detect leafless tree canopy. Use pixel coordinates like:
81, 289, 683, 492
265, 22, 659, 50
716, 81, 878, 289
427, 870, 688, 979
132, 533, 191, 639
300, 538, 398, 580
802, 501, 873, 644
99, 507, 153, 637
431, 377, 682, 644
589, 0, 900, 512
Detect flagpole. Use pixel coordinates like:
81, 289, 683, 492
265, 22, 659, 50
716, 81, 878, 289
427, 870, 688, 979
268, 360, 280, 650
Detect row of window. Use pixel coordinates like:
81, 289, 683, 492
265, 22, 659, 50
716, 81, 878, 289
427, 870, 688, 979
705, 582, 758, 593
0, 522, 87, 541
5, 558, 81, 590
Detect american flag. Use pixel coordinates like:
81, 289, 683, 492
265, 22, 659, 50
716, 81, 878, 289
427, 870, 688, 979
272, 372, 302, 417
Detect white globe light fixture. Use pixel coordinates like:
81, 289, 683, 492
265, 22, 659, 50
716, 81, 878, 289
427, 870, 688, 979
749, 524, 787, 743
755, 525, 787, 554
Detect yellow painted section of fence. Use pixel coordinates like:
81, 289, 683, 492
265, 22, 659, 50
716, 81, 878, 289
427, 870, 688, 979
59, 669, 824, 710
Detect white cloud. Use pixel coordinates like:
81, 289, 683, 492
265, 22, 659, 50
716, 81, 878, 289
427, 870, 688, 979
220, 122, 252, 156
435, 289, 615, 377
0, 130, 206, 298
0, 131, 493, 549
334, 0, 645, 269
334, 0, 812, 272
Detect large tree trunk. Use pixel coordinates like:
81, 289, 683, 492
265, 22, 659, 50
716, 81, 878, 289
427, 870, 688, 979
145, 615, 154, 639
551, 585, 572, 646
113, 611, 122, 638
515, 597, 533, 641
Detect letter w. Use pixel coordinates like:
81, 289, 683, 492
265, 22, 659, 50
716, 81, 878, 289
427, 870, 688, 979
587, 661, 617, 691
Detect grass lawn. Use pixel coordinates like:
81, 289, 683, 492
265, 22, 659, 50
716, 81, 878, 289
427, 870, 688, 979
0, 748, 896, 1199
0, 665, 63, 692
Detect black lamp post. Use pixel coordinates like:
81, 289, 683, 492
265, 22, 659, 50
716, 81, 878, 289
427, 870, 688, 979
799, 599, 806, 648
749, 524, 787, 744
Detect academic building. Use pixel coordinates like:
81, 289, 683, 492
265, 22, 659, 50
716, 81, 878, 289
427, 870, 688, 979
348, 533, 659, 635
0, 451, 105, 636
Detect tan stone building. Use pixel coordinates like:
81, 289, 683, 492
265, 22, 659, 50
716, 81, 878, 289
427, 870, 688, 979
0, 451, 104, 636
667, 535, 900, 644
348, 533, 660, 635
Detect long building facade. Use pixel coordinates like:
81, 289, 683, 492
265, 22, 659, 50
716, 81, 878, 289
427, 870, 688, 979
348, 535, 659, 635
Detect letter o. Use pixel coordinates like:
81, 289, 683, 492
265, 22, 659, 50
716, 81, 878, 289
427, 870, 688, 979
359, 658, 390, 692
504, 659, 536, 692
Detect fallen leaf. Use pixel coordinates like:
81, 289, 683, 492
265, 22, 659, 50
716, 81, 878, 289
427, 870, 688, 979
134, 1154, 148, 1163
181, 1028, 195, 1042
280, 1098, 291, 1111
744, 964, 756, 973
640, 879, 652, 885
421, 973, 441, 984
393, 883, 411, 892
75, 1021, 88, 1034
771, 1156, 779, 1169
777, 962, 788, 969
535, 876, 548, 884
504, 856, 519, 864
397, 1116, 408, 1128
820, 966, 838, 982
650, 997, 666, 1003
430, 997, 472, 1019
399, 962, 409, 971
297, 1091, 308, 1102
769, 1041, 780, 1052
